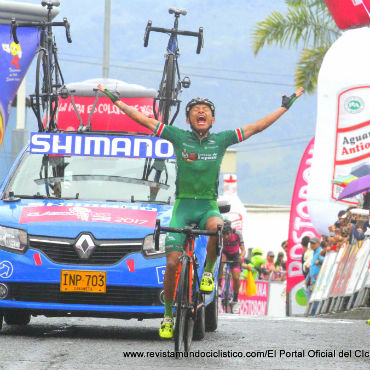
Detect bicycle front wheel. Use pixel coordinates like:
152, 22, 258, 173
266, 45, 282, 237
174, 259, 189, 353
222, 272, 232, 314
35, 50, 51, 130
184, 265, 198, 351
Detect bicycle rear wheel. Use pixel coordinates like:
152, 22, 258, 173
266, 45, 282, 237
174, 259, 189, 353
35, 49, 51, 130
159, 54, 175, 125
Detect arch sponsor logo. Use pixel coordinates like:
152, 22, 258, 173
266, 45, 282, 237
344, 96, 364, 114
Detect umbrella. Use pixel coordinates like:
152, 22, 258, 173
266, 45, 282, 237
337, 175, 370, 200
350, 163, 370, 177
332, 174, 358, 187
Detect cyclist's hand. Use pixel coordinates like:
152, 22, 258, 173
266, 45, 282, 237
281, 87, 304, 109
243, 264, 252, 271
97, 84, 120, 103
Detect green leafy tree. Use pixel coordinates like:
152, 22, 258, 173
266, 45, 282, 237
252, 0, 341, 93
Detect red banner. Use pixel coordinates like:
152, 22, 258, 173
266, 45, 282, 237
325, 0, 370, 30
219, 279, 269, 316
56, 96, 157, 133
287, 138, 320, 294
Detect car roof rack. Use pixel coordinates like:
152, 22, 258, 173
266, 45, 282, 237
53, 78, 157, 133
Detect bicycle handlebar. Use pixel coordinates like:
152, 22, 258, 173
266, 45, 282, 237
10, 18, 72, 44
159, 225, 220, 237
143, 22, 203, 54
154, 219, 222, 251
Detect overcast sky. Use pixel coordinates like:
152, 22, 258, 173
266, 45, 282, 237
18, 0, 319, 205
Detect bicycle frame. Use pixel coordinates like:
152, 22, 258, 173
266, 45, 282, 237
173, 235, 198, 304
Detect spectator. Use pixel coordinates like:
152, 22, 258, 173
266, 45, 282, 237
301, 236, 313, 278
307, 237, 323, 301
364, 214, 369, 232
363, 191, 370, 210
242, 248, 265, 280
280, 240, 288, 268
275, 251, 286, 270
334, 210, 347, 228
260, 251, 278, 280
274, 251, 286, 281
281, 240, 288, 254
351, 219, 365, 241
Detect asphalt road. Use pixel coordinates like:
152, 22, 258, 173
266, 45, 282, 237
0, 314, 369, 370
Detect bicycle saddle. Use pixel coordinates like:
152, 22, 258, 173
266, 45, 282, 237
168, 8, 187, 16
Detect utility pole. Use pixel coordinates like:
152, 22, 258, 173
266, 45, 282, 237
102, 0, 111, 78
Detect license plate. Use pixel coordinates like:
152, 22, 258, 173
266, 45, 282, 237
60, 270, 106, 293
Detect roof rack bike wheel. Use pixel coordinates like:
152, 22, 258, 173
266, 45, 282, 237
48, 43, 65, 130
35, 49, 51, 131
158, 53, 175, 125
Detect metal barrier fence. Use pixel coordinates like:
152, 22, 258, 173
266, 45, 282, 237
306, 238, 370, 317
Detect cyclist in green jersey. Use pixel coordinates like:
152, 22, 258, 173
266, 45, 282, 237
97, 83, 303, 338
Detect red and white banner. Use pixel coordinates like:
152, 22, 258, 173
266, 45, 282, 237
19, 206, 157, 227
287, 138, 320, 292
287, 138, 320, 314
219, 279, 269, 316
325, 0, 370, 30
331, 86, 370, 204
56, 96, 158, 134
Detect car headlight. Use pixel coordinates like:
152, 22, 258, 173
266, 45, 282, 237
0, 226, 28, 253
142, 233, 166, 257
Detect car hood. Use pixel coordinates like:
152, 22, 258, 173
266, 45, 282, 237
0, 199, 173, 239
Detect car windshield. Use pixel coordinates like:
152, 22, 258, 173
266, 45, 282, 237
5, 151, 177, 204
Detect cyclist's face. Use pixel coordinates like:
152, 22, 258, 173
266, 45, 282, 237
186, 104, 215, 132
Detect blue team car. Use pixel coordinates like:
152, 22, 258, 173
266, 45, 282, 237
0, 128, 223, 333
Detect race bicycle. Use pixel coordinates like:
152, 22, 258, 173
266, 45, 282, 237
11, 0, 72, 132
154, 220, 222, 353
144, 7, 203, 126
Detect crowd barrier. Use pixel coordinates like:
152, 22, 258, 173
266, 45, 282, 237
306, 238, 370, 316
218, 278, 286, 317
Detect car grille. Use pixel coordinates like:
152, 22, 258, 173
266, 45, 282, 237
7, 283, 161, 306
29, 236, 143, 265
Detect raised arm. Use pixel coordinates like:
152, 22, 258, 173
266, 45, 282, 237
241, 87, 304, 140
97, 84, 158, 132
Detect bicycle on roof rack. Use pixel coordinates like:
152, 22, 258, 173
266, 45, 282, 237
144, 7, 203, 126
11, 0, 72, 132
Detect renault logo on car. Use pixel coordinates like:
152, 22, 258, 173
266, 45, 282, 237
75, 234, 96, 259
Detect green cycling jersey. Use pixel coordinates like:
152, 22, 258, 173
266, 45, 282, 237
154, 122, 245, 200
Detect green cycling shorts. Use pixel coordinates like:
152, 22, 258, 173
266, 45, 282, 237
165, 199, 222, 254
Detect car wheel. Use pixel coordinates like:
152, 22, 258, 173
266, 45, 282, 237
4, 311, 31, 325
193, 300, 205, 340
205, 290, 218, 332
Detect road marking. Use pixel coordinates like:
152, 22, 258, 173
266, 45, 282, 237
219, 314, 353, 324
